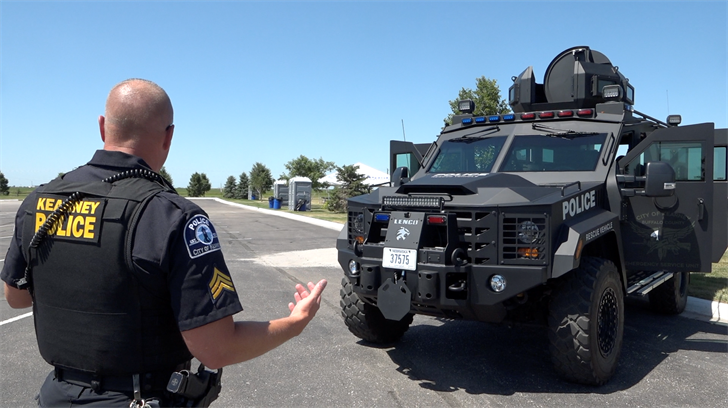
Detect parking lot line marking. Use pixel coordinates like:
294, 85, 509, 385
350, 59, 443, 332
1, 312, 32, 326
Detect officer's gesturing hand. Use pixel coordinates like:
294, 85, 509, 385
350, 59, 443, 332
181, 279, 328, 369
289, 279, 327, 315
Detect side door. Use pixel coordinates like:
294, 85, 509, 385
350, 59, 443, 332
389, 140, 432, 179
713, 129, 727, 262
619, 123, 715, 272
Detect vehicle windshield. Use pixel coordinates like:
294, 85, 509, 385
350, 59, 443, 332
428, 136, 507, 174
500, 133, 607, 172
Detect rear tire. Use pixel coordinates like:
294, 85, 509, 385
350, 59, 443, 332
649, 271, 689, 314
548, 257, 624, 385
340, 277, 413, 344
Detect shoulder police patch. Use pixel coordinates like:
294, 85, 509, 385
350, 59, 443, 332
209, 265, 236, 303
184, 214, 222, 259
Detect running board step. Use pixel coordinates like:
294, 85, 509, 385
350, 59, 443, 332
626, 271, 675, 296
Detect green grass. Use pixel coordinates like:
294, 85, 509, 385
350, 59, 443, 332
5, 186, 726, 303
689, 253, 728, 304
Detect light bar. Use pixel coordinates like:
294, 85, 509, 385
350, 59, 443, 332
503, 114, 515, 121
539, 111, 555, 119
521, 113, 536, 120
558, 110, 574, 117
577, 108, 594, 117
488, 115, 501, 122
462, 117, 473, 125
383, 196, 442, 208
475, 116, 487, 123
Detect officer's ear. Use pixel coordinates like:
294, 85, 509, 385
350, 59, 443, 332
163, 124, 174, 151
99, 115, 106, 142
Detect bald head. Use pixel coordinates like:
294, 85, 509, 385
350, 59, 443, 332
99, 79, 175, 171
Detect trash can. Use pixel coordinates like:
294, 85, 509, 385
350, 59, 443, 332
272, 198, 281, 210
268, 197, 274, 208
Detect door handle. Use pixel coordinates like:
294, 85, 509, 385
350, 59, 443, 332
697, 198, 705, 221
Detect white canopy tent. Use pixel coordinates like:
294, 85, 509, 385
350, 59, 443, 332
318, 162, 390, 187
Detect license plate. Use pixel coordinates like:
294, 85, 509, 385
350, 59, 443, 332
382, 248, 417, 271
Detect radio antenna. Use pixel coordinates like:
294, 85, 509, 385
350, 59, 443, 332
401, 119, 407, 141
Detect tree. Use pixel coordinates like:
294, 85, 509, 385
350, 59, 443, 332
159, 166, 173, 187
0, 172, 9, 196
445, 76, 511, 125
187, 172, 211, 197
234, 172, 249, 199
326, 164, 368, 213
222, 176, 237, 198
249, 162, 273, 200
283, 155, 336, 191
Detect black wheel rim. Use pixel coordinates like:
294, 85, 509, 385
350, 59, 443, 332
597, 287, 619, 358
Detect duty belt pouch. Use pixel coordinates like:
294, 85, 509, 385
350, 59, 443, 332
166, 364, 222, 407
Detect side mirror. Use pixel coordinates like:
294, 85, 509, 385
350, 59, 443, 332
391, 166, 409, 187
643, 161, 676, 197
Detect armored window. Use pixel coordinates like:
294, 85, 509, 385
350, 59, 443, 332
500, 133, 607, 172
715, 147, 727, 181
429, 136, 507, 174
626, 142, 704, 181
395, 152, 421, 175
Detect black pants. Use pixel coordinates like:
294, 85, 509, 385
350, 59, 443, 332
37, 371, 169, 407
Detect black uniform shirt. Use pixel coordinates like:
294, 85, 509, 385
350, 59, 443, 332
1, 150, 243, 331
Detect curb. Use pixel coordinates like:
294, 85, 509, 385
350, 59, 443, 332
190, 197, 344, 231
684, 296, 728, 324
193, 198, 728, 324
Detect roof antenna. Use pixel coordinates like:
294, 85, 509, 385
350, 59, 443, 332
401, 119, 407, 141
666, 90, 670, 114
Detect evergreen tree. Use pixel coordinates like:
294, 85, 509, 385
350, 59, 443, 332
187, 172, 211, 197
159, 166, 173, 187
234, 173, 249, 199
325, 164, 368, 213
222, 176, 237, 198
0, 172, 9, 196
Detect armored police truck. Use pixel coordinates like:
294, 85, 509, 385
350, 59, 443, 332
336, 46, 728, 385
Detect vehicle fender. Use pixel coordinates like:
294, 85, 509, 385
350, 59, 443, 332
552, 210, 620, 278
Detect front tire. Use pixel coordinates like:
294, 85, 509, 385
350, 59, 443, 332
649, 271, 689, 314
548, 257, 624, 385
340, 277, 413, 344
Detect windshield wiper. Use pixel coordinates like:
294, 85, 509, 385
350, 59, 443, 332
531, 123, 598, 139
449, 126, 500, 143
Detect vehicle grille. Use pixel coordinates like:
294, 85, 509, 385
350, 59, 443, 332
454, 210, 498, 265
501, 213, 549, 265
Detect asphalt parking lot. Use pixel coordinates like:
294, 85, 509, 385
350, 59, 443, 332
2, 198, 727, 407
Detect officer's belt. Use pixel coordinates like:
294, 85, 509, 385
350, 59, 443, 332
54, 364, 188, 393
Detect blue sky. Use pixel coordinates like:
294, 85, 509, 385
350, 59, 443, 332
2, 0, 726, 188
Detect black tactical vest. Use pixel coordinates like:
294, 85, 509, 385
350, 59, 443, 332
22, 175, 192, 375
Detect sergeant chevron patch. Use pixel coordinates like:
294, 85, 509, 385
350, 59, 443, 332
209, 266, 235, 302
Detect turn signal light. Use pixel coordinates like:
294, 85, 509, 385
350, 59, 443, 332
518, 247, 539, 259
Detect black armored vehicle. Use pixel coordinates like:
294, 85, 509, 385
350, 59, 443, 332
336, 46, 728, 385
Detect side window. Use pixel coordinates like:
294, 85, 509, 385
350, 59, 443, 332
625, 141, 703, 181
715, 147, 727, 181
395, 153, 421, 175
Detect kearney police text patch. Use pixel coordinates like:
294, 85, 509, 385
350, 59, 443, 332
34, 195, 106, 243
184, 214, 221, 259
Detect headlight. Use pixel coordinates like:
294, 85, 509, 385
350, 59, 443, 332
348, 260, 360, 275
490, 275, 506, 292
517, 220, 540, 244
353, 213, 365, 235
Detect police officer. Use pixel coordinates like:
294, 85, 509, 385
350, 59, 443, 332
1, 78, 327, 407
